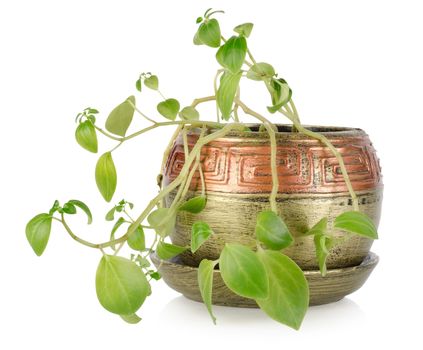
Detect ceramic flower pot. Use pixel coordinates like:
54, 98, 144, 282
163, 125, 383, 270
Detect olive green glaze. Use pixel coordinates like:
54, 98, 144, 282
151, 252, 379, 307
166, 189, 382, 269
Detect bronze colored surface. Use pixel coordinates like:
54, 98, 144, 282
167, 189, 382, 269
163, 125, 383, 269
164, 126, 382, 194
151, 252, 379, 307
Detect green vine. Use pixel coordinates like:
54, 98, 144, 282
25, 9, 378, 330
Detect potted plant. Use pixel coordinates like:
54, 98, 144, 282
25, 8, 382, 330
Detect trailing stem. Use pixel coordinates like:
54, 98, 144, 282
235, 99, 279, 214
278, 105, 359, 211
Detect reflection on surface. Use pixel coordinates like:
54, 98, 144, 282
159, 295, 367, 331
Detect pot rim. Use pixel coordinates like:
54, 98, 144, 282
187, 124, 367, 140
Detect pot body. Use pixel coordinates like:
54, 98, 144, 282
163, 125, 383, 270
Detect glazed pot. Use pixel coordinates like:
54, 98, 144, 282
163, 125, 383, 270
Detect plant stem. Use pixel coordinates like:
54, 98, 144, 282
247, 48, 257, 65
182, 126, 189, 159
214, 70, 223, 122
59, 214, 127, 249
277, 103, 359, 211
191, 95, 216, 108
170, 127, 206, 209
121, 120, 222, 142
94, 126, 122, 141
160, 124, 183, 175
127, 99, 157, 124
293, 123, 359, 211
235, 99, 279, 213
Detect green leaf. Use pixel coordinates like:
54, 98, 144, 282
314, 232, 333, 277
266, 78, 292, 113
219, 243, 268, 299
110, 217, 126, 251
148, 271, 161, 280
233, 23, 254, 37
196, 17, 203, 24
127, 224, 145, 251
147, 208, 176, 237
135, 78, 142, 92
216, 71, 242, 120
156, 241, 187, 260
62, 202, 76, 214
178, 196, 206, 213
191, 221, 213, 253
334, 211, 378, 239
95, 152, 117, 202
75, 120, 98, 153
198, 18, 221, 48
49, 200, 60, 215
25, 213, 52, 256
179, 106, 200, 121
198, 259, 218, 324
304, 217, 328, 236
88, 108, 99, 114
105, 96, 135, 137
105, 207, 116, 221
120, 313, 142, 324
144, 75, 159, 90
256, 250, 309, 330
255, 211, 293, 250
216, 35, 247, 73
95, 255, 150, 315
193, 31, 203, 45
157, 98, 180, 120
246, 62, 275, 81
67, 200, 93, 224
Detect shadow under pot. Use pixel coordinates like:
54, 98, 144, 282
163, 124, 383, 270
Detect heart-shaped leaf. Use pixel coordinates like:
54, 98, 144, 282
156, 241, 187, 260
304, 217, 328, 236
127, 223, 146, 251
178, 196, 206, 213
179, 106, 200, 121
67, 200, 92, 224
266, 78, 292, 113
95, 152, 117, 202
198, 259, 219, 324
105, 96, 135, 136
135, 78, 142, 92
95, 255, 150, 315
75, 120, 98, 153
147, 208, 176, 237
219, 243, 268, 299
144, 75, 159, 90
216, 35, 247, 73
198, 18, 221, 48
191, 221, 213, 253
314, 232, 333, 276
334, 211, 378, 239
246, 62, 275, 81
255, 211, 293, 250
157, 98, 180, 120
233, 22, 254, 37
256, 250, 309, 330
25, 213, 52, 256
216, 71, 242, 120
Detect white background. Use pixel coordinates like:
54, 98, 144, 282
1, 0, 422, 348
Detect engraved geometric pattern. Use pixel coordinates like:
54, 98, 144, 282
164, 133, 382, 194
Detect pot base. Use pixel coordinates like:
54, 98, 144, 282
151, 252, 379, 307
